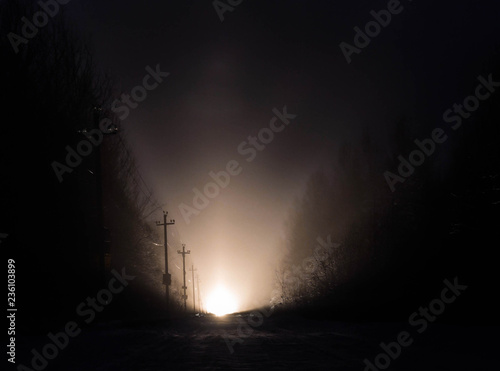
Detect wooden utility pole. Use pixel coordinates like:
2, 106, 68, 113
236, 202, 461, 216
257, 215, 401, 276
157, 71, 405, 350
197, 274, 202, 313
189, 265, 197, 312
156, 211, 175, 307
177, 244, 190, 311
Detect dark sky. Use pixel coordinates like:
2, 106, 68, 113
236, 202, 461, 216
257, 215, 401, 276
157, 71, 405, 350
67, 0, 500, 309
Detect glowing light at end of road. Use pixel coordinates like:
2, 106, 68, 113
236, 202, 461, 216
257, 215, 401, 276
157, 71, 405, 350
206, 286, 238, 316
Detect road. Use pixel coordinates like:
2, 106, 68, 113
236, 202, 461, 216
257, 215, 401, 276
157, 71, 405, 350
15, 312, 497, 371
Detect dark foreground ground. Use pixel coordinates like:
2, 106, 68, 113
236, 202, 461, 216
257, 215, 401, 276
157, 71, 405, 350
14, 312, 497, 371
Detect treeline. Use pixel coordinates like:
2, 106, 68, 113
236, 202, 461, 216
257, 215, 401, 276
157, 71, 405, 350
0, 0, 179, 332
274, 53, 500, 323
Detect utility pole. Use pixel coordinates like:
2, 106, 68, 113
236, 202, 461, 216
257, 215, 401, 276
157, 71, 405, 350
177, 244, 190, 311
197, 274, 202, 313
189, 265, 197, 312
156, 211, 175, 307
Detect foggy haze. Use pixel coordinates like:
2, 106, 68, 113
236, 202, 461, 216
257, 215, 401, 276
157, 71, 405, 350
67, 0, 499, 313
2, 1, 500, 369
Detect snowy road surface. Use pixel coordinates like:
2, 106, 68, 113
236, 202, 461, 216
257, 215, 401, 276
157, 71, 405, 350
16, 313, 496, 371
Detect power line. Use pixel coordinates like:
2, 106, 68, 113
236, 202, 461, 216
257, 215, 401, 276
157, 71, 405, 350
189, 265, 197, 312
177, 244, 191, 311
156, 211, 175, 307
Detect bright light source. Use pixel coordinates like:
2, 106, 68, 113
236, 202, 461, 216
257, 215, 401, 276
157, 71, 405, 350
206, 286, 238, 316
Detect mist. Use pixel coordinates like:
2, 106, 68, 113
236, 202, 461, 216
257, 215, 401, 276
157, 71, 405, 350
2, 1, 499, 370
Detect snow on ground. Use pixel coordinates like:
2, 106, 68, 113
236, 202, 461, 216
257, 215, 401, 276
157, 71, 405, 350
15, 313, 497, 371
